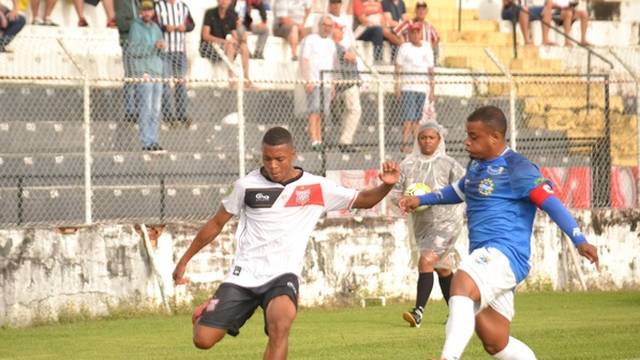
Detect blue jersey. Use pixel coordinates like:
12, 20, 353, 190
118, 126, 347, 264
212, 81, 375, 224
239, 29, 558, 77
454, 148, 549, 283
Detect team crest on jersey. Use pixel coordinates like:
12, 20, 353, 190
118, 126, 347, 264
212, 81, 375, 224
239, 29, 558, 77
478, 178, 494, 196
285, 183, 324, 207
296, 189, 311, 205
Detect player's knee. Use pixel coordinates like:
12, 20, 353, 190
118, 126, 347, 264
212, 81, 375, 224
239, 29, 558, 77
482, 343, 502, 355
193, 336, 217, 350
267, 319, 292, 339
481, 339, 508, 355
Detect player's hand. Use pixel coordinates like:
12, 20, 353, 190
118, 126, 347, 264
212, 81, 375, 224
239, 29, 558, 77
165, 24, 175, 32
172, 262, 190, 285
398, 196, 420, 213
577, 243, 599, 270
155, 40, 165, 49
379, 161, 400, 185
177, 24, 186, 32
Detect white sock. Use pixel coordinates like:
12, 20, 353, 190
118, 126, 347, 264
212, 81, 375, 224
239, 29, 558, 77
441, 295, 476, 360
492, 337, 536, 360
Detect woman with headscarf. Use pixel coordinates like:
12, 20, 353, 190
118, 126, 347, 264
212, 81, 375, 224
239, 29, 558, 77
393, 121, 465, 327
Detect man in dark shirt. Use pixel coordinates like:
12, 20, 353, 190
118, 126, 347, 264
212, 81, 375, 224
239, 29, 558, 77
200, 0, 251, 86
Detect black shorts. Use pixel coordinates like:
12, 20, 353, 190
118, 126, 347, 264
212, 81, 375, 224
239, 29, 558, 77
198, 273, 299, 337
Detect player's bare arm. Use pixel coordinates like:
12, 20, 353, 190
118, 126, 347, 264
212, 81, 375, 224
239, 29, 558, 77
352, 161, 400, 209
172, 206, 233, 284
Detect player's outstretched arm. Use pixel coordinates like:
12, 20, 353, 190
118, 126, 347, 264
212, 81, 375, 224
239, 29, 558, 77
172, 206, 234, 284
398, 185, 463, 213
352, 161, 400, 209
530, 184, 600, 269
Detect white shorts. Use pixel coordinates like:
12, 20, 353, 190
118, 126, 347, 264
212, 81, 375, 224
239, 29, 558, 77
458, 247, 518, 321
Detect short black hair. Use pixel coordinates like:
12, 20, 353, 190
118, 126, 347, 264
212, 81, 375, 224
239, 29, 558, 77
262, 126, 293, 146
466, 106, 507, 137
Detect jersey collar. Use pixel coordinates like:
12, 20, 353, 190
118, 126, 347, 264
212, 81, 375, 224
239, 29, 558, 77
259, 166, 304, 186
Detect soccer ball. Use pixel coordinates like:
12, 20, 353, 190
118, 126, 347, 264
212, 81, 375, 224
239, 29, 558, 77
404, 182, 432, 212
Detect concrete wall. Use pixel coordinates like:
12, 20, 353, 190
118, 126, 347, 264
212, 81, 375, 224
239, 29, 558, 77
2, 210, 640, 327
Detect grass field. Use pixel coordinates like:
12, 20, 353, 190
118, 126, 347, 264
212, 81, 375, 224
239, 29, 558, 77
1, 291, 639, 359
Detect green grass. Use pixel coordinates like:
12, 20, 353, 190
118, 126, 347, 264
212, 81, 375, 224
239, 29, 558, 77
1, 291, 639, 359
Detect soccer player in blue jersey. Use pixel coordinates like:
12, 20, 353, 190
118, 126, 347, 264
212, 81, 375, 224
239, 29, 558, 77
399, 106, 599, 360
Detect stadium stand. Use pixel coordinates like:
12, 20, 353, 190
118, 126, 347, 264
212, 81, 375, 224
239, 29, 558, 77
0, 0, 638, 225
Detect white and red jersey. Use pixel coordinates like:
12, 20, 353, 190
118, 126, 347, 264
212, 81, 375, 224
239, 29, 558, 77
394, 20, 439, 45
221, 168, 358, 287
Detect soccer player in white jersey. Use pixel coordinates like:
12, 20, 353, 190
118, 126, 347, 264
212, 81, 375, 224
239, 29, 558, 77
400, 106, 599, 359
173, 126, 400, 359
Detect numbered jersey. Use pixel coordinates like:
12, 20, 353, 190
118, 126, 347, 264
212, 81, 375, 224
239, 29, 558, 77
221, 168, 358, 287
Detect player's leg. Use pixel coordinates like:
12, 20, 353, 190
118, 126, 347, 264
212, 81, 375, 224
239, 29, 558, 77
261, 274, 299, 360
264, 295, 297, 360
440, 269, 481, 360
193, 283, 260, 350
476, 303, 536, 359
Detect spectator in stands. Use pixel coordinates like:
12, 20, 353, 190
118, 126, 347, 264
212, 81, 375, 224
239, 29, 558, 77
200, 0, 252, 86
235, 0, 269, 59
394, 1, 440, 64
154, 0, 194, 126
115, 0, 139, 122
0, 0, 25, 52
129, 0, 165, 152
395, 22, 434, 153
272, 0, 310, 61
331, 22, 361, 151
72, 0, 116, 27
300, 16, 335, 151
353, 0, 399, 63
328, 0, 355, 49
381, 0, 407, 61
30, 0, 57, 25
552, 0, 589, 46
501, 0, 554, 46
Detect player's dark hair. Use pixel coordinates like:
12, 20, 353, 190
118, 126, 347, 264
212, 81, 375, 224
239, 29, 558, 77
466, 106, 507, 137
262, 126, 293, 146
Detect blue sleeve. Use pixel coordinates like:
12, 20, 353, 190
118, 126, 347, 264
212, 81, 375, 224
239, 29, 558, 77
418, 185, 463, 206
540, 196, 587, 247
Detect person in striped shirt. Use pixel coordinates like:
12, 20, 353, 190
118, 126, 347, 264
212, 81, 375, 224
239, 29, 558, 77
154, 0, 194, 125
393, 1, 439, 65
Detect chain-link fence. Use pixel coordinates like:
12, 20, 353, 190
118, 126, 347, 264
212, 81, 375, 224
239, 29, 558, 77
1, 35, 638, 226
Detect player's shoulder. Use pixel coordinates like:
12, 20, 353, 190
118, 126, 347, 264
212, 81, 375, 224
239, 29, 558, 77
503, 149, 541, 176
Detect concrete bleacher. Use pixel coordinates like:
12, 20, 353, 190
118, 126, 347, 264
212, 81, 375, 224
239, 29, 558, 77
2, 0, 638, 225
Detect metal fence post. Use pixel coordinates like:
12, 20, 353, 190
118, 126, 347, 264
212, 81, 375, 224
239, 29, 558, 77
83, 75, 93, 225
609, 49, 640, 207
238, 61, 246, 177
592, 75, 611, 207
483, 48, 517, 150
